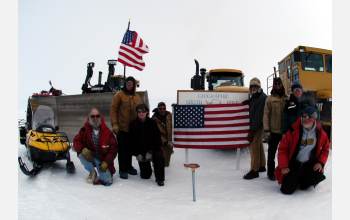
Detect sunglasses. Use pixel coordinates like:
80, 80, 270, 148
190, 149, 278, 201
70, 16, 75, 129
137, 110, 147, 113
158, 107, 166, 110
90, 114, 100, 118
302, 114, 316, 119
250, 85, 260, 89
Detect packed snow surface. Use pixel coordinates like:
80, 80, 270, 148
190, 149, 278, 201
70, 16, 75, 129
18, 145, 331, 220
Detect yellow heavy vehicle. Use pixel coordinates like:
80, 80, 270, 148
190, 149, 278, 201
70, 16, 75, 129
190, 59, 249, 93
267, 45, 332, 137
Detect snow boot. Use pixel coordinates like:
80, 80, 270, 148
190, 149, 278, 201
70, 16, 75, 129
119, 171, 128, 179
127, 167, 138, 175
258, 167, 266, 172
86, 169, 97, 184
156, 180, 164, 186
243, 170, 259, 180
268, 173, 276, 181
93, 178, 111, 186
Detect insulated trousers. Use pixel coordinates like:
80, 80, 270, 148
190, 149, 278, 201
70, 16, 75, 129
78, 154, 113, 185
267, 132, 282, 177
117, 131, 133, 173
249, 128, 266, 171
280, 160, 326, 195
138, 150, 165, 182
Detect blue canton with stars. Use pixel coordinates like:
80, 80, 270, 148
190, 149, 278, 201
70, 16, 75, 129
174, 105, 205, 128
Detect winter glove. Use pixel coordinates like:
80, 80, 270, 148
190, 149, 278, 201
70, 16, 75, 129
100, 161, 108, 172
81, 147, 93, 162
112, 124, 119, 134
145, 151, 152, 161
136, 154, 144, 162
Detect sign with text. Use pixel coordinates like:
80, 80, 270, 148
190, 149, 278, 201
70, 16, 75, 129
177, 90, 249, 105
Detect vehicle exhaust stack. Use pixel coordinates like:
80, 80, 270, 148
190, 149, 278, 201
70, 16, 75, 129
191, 59, 205, 90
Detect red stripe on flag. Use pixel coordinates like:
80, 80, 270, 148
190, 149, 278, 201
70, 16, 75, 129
117, 58, 143, 71
205, 108, 249, 114
118, 52, 145, 66
204, 123, 249, 128
119, 45, 143, 59
204, 115, 249, 121
174, 144, 250, 149
175, 137, 248, 142
174, 129, 249, 135
205, 103, 248, 108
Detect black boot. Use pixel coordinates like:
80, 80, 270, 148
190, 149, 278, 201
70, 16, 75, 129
268, 173, 276, 181
128, 167, 138, 175
258, 167, 266, 172
119, 171, 128, 179
243, 170, 259, 180
156, 180, 164, 186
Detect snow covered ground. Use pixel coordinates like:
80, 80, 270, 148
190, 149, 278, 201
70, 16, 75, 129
18, 144, 332, 220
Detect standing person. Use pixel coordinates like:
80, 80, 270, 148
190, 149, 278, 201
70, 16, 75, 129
263, 77, 287, 180
243, 77, 267, 180
73, 108, 118, 186
151, 102, 174, 167
275, 105, 330, 195
110, 76, 143, 179
283, 80, 304, 133
129, 104, 165, 186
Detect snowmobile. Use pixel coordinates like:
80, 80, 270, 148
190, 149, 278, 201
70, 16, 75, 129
18, 105, 75, 176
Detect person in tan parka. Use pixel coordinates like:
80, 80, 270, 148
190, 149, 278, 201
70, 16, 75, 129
151, 102, 174, 167
263, 77, 287, 180
110, 76, 143, 179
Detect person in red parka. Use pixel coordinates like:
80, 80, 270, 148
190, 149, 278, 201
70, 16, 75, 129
73, 107, 118, 186
275, 105, 330, 194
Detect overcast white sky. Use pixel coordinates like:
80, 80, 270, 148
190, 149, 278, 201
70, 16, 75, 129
18, 0, 332, 117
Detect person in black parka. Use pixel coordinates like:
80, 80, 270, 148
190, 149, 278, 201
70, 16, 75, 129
243, 77, 267, 180
129, 104, 165, 186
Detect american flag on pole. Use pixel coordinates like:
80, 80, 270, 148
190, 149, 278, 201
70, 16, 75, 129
173, 103, 250, 149
117, 30, 149, 71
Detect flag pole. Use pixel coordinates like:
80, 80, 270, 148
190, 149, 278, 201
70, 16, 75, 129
123, 19, 131, 80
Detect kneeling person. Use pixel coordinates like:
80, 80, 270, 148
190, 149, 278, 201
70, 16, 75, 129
73, 108, 118, 186
275, 105, 330, 194
129, 104, 165, 186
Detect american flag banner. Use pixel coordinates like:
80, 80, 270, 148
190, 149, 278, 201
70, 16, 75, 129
173, 103, 250, 149
117, 30, 149, 71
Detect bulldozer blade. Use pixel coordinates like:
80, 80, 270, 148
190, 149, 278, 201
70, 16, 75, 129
27, 91, 149, 141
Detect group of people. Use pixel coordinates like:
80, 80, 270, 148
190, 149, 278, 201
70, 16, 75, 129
72, 75, 330, 195
243, 77, 330, 195
73, 76, 173, 187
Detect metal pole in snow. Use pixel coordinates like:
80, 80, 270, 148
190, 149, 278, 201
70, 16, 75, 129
192, 169, 196, 201
184, 163, 200, 202
123, 19, 130, 80
236, 148, 241, 170
185, 149, 189, 164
